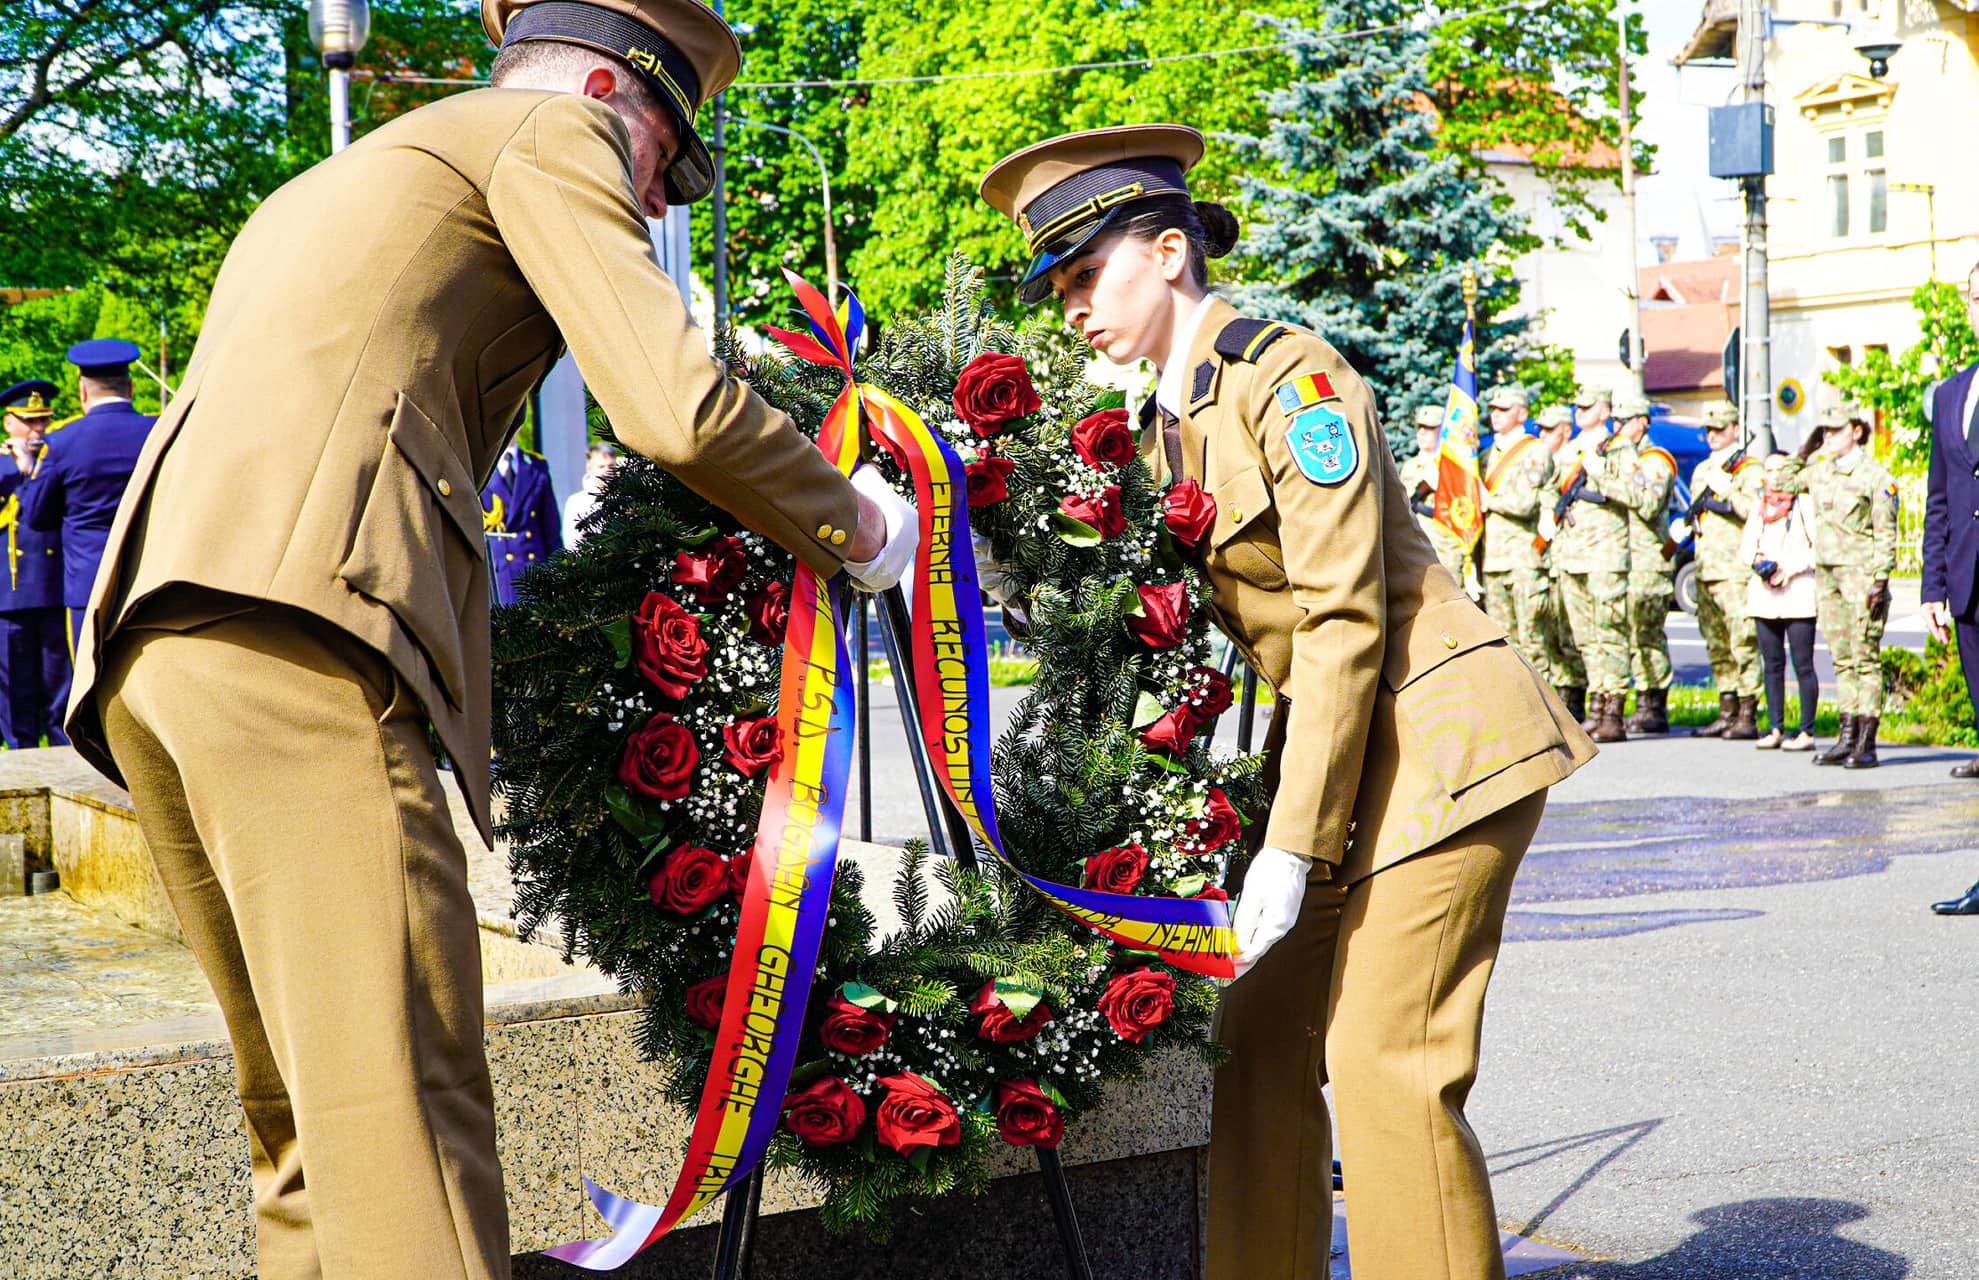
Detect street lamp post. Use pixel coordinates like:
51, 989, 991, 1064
308, 0, 371, 154
1617, 0, 1643, 377
729, 117, 839, 303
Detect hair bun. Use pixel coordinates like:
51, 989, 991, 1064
1195, 201, 1240, 258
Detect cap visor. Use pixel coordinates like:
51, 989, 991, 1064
663, 128, 716, 206
1014, 211, 1118, 306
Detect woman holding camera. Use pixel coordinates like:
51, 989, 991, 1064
1792, 403, 1900, 767
1741, 453, 1820, 749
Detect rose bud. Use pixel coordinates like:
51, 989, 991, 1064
993, 1078, 1065, 1149
1082, 842, 1150, 895
616, 713, 699, 801
630, 592, 709, 700
781, 1075, 866, 1146
648, 843, 729, 915
873, 1072, 962, 1155
969, 982, 1055, 1044
819, 990, 895, 1057
1070, 408, 1136, 469
1097, 966, 1177, 1044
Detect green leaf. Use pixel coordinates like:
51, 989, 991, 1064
1144, 751, 1190, 776
679, 525, 720, 547
790, 1057, 833, 1086
1049, 512, 1101, 547
839, 981, 899, 1014
1172, 873, 1209, 897
1131, 691, 1166, 730
1036, 1077, 1069, 1108
600, 617, 633, 667
907, 1145, 933, 1173
606, 783, 667, 841
1091, 389, 1127, 411
992, 978, 1044, 1019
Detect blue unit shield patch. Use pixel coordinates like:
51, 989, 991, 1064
1286, 404, 1358, 486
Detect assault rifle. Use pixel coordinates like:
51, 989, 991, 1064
1532, 431, 1616, 554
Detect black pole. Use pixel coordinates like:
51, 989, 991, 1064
1236, 666, 1260, 754
856, 597, 872, 842
1035, 1148, 1096, 1280
875, 586, 977, 870
710, 1166, 764, 1280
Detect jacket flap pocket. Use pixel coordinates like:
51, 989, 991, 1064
388, 393, 484, 551
1211, 466, 1273, 547
1382, 597, 1507, 690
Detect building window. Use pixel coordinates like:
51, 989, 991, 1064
1868, 169, 1887, 233
1819, 126, 1891, 240
1829, 174, 1851, 237
1827, 137, 1847, 164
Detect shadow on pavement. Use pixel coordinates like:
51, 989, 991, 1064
1489, 1120, 1665, 1239
1544, 1198, 1907, 1279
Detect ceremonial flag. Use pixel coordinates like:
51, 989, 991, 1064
1434, 319, 1484, 548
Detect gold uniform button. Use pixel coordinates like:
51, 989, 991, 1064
437, 479, 452, 497
505, 553, 514, 562
1442, 633, 1458, 649
831, 529, 848, 546
1231, 508, 1243, 523
816, 523, 833, 540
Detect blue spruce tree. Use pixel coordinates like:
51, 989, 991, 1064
1231, 2, 1559, 455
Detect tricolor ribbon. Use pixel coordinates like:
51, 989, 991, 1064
550, 272, 1232, 1268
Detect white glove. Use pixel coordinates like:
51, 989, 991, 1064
972, 528, 1022, 610
1231, 847, 1309, 978
842, 464, 919, 592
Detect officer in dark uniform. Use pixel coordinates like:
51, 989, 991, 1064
16, 339, 159, 675
481, 439, 564, 605
0, 381, 69, 746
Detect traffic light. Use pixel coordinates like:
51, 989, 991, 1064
1618, 328, 1633, 369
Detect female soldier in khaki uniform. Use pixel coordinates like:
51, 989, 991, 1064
980, 126, 1596, 1280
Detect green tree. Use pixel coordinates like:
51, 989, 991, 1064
1231, 4, 1560, 452
1826, 281, 1978, 465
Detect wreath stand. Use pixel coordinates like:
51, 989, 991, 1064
707, 587, 1094, 1280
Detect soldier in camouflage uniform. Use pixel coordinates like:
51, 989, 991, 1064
1793, 403, 1900, 768
1479, 385, 1554, 675
1555, 385, 1636, 741
1534, 404, 1585, 722
1615, 396, 1679, 734
1685, 402, 1764, 738
1398, 404, 1469, 585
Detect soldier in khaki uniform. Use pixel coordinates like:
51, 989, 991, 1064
1533, 405, 1586, 723
1792, 403, 1900, 767
1478, 386, 1554, 676
1685, 402, 1763, 738
1398, 403, 1470, 584
62, 3, 918, 1276
1555, 386, 1636, 741
1615, 397, 1679, 734
981, 127, 1595, 1280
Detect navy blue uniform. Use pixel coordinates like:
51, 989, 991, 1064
482, 446, 563, 605
21, 400, 157, 643
0, 470, 68, 746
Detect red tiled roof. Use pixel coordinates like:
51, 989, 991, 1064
1641, 256, 1739, 305
1642, 300, 1739, 394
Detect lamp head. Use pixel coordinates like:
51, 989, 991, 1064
1852, 19, 1900, 79
309, 0, 371, 69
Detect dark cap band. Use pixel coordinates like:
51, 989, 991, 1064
1014, 157, 1190, 303
501, 1, 701, 117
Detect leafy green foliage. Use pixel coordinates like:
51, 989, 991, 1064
1825, 282, 1979, 465
1881, 636, 1978, 748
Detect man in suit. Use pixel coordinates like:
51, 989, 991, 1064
0, 381, 69, 747
16, 340, 156, 664
1925, 261, 1979, 913
63, 2, 918, 1275
483, 439, 563, 604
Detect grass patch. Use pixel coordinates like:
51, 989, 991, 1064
1661, 683, 1971, 746
864, 646, 1038, 688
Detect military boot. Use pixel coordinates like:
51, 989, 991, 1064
1725, 695, 1760, 741
1843, 715, 1880, 769
1591, 693, 1629, 744
1625, 692, 1654, 734
1635, 687, 1669, 735
1691, 691, 1736, 738
1814, 713, 1857, 766
1560, 686, 1587, 725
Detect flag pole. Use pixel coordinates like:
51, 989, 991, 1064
1459, 264, 1479, 588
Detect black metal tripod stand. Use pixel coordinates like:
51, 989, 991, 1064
707, 587, 1093, 1280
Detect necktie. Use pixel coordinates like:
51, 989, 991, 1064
1160, 409, 1184, 484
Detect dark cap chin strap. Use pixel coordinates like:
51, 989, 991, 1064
500, 1, 701, 121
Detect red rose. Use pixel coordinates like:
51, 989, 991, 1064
745, 581, 791, 646
993, 1079, 1065, 1149
630, 592, 709, 700
969, 981, 1055, 1043
819, 991, 895, 1057
873, 1072, 962, 1155
671, 534, 747, 606
781, 1075, 866, 1147
965, 453, 1017, 507
1127, 583, 1190, 648
1138, 705, 1203, 754
953, 352, 1042, 435
684, 976, 726, 1030
648, 842, 729, 915
1098, 966, 1176, 1043
722, 715, 783, 778
1058, 485, 1125, 539
1163, 478, 1217, 551
617, 713, 699, 800
1188, 666, 1235, 717
1192, 883, 1229, 902
1071, 408, 1136, 469
726, 850, 754, 896
1185, 787, 1242, 852
1083, 842, 1150, 895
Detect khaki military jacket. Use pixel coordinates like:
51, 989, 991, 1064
1478, 434, 1553, 573
1552, 429, 1634, 576
1624, 443, 1678, 582
1690, 445, 1763, 582
1798, 449, 1899, 574
1137, 298, 1593, 877
67, 89, 863, 843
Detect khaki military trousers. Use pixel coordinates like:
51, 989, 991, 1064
1207, 789, 1546, 1280
98, 600, 510, 1280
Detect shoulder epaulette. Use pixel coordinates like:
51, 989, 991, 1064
47, 414, 82, 435
1639, 445, 1678, 473
1214, 318, 1293, 364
